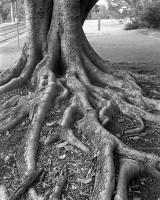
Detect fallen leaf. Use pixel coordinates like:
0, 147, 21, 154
6, 131, 10, 136
133, 198, 142, 200
77, 177, 92, 184
132, 136, 140, 141
46, 121, 56, 127
71, 185, 77, 190
56, 141, 68, 148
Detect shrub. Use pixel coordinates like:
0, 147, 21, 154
124, 2, 160, 30
124, 18, 146, 30
141, 2, 160, 29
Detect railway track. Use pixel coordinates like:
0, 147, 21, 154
0, 22, 26, 45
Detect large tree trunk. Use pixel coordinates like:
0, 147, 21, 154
1, 0, 160, 199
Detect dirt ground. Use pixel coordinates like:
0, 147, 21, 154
0, 62, 160, 200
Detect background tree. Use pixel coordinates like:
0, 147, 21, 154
88, 4, 109, 19
106, 0, 131, 18
0, 0, 25, 23
1, 0, 160, 199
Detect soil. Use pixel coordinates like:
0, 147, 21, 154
1, 63, 160, 200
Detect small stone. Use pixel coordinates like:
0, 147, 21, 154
22, 122, 26, 126
71, 185, 77, 190
59, 154, 66, 159
4, 154, 12, 163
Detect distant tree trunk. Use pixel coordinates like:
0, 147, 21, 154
10, 0, 15, 22
0, 2, 4, 24
0, 13, 3, 24
1, 0, 160, 199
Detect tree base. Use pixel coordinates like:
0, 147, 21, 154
1, 61, 160, 200
1, 0, 160, 199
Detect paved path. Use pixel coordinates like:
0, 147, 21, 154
1, 20, 160, 70
0, 35, 25, 70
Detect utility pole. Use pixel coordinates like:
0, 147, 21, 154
95, 5, 101, 31
15, 0, 20, 49
0, 2, 3, 24
98, 12, 101, 31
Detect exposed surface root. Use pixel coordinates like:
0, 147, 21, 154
0, 44, 28, 87
49, 166, 67, 200
0, 185, 9, 200
62, 58, 160, 199
9, 169, 43, 200
115, 158, 141, 200
28, 188, 48, 200
55, 80, 69, 108
124, 117, 144, 135
22, 69, 57, 178
0, 58, 36, 95
2, 46, 160, 200
45, 96, 90, 153
0, 94, 35, 134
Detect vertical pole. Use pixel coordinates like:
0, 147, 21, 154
0, 2, 3, 24
15, 0, 20, 49
10, 0, 15, 23
98, 12, 101, 31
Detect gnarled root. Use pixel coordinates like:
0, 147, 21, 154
63, 64, 160, 199
0, 65, 58, 199
49, 166, 67, 200
0, 185, 9, 200
0, 43, 28, 87
76, 91, 160, 200
0, 42, 41, 95
2, 43, 160, 200
114, 158, 141, 200
9, 169, 43, 200
45, 96, 90, 153
28, 188, 49, 200
124, 117, 145, 135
